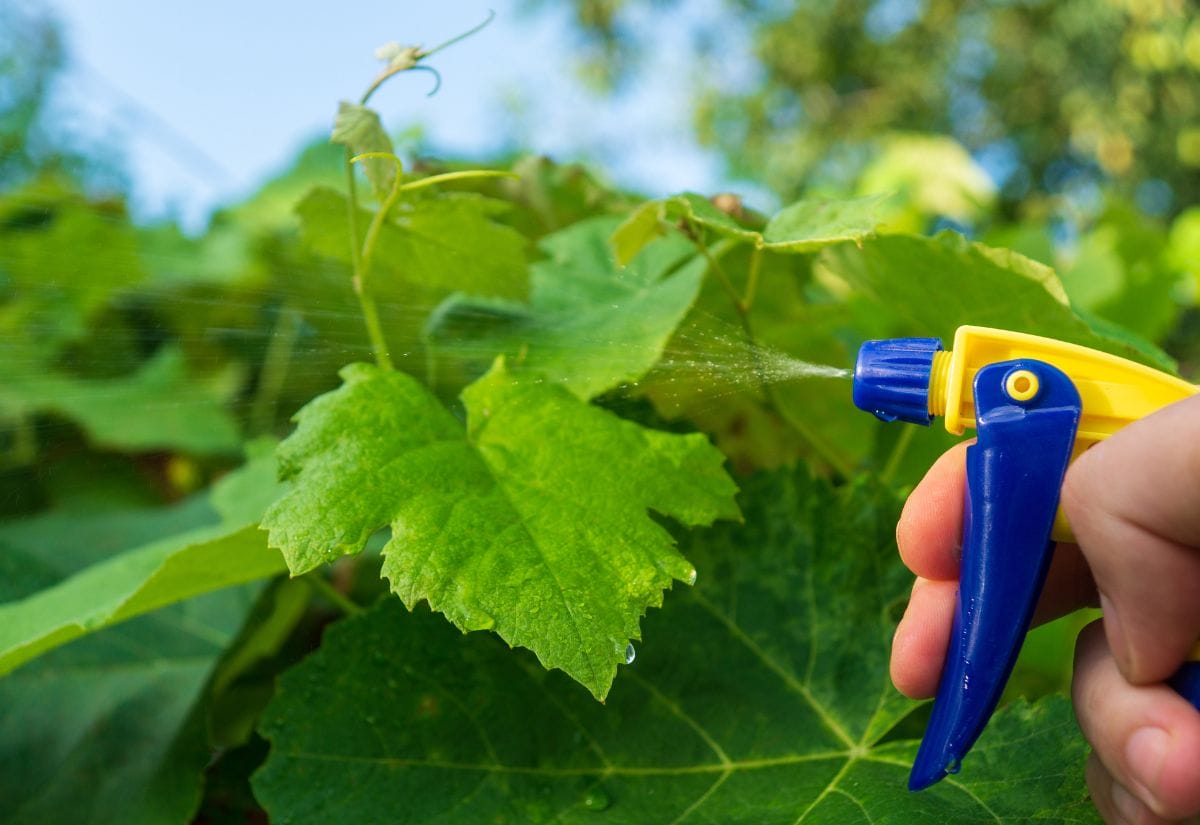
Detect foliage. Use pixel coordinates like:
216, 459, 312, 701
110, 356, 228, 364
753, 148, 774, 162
553, 0, 1200, 219
2, 10, 1199, 824
253, 471, 1096, 824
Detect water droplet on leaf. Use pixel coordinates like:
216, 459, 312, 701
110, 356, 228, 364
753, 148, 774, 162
686, 568, 697, 586
624, 643, 636, 665
945, 754, 962, 775
583, 788, 611, 811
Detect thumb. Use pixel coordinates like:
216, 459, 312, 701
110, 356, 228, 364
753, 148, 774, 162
1060, 393, 1200, 685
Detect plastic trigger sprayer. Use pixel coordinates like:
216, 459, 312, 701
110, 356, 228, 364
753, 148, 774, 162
852, 325, 1200, 791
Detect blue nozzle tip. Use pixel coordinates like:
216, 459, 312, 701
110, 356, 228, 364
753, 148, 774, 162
853, 337, 943, 426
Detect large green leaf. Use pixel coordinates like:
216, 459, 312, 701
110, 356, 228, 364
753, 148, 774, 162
429, 216, 709, 400
262, 359, 739, 699
820, 231, 1176, 371
0, 347, 243, 454
254, 470, 1096, 823
0, 449, 286, 675
0, 523, 283, 676
0, 492, 265, 824
296, 185, 528, 300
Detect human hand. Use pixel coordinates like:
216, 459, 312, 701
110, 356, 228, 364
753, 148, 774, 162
891, 394, 1200, 824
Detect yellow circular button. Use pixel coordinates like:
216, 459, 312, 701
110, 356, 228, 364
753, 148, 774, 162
1005, 369, 1040, 401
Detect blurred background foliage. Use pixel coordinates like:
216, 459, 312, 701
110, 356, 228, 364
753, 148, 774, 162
1, 1, 1199, 817
552, 0, 1200, 216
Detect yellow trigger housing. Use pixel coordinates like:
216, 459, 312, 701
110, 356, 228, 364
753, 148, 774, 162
928, 326, 1197, 542
929, 325, 1196, 443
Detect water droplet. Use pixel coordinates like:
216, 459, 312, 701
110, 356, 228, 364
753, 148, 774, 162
685, 568, 697, 586
624, 643, 636, 665
945, 754, 962, 775
464, 609, 495, 631
583, 788, 611, 811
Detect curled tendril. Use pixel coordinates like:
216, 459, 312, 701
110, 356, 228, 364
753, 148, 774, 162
360, 9, 493, 104
420, 9, 495, 61
410, 64, 442, 97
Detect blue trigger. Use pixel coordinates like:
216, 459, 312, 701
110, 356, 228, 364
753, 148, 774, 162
909, 359, 1082, 791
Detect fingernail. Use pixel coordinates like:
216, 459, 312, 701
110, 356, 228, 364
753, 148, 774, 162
1111, 781, 1145, 824
1125, 727, 1170, 809
1099, 593, 1128, 670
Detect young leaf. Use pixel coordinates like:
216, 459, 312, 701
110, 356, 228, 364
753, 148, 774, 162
821, 231, 1178, 372
611, 200, 665, 266
262, 359, 739, 699
253, 470, 1096, 823
331, 102, 396, 199
428, 216, 707, 400
0, 347, 243, 455
296, 185, 527, 299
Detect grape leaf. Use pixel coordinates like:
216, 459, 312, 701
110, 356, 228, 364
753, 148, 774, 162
331, 102, 396, 199
296, 185, 527, 299
430, 216, 708, 400
0, 451, 287, 676
0, 492, 267, 825
820, 231, 1177, 372
254, 470, 1097, 824
0, 347, 243, 454
262, 359, 739, 699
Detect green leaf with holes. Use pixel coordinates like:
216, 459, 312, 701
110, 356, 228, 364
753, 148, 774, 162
253, 470, 1096, 824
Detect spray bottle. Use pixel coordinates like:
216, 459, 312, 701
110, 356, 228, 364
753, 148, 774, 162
852, 325, 1200, 790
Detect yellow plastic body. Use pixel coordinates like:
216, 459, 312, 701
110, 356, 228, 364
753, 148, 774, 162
927, 326, 1200, 660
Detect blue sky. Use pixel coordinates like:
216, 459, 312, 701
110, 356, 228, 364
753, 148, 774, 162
44, 1, 749, 228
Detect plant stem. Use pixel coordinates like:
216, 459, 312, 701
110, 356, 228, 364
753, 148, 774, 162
397, 168, 516, 193
693, 233, 746, 314
304, 572, 363, 616
344, 150, 395, 371
744, 245, 763, 311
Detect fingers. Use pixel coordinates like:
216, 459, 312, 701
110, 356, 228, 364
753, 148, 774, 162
891, 546, 1098, 699
891, 577, 956, 698
1062, 395, 1200, 684
1074, 621, 1200, 822
896, 442, 969, 581
895, 440, 1100, 619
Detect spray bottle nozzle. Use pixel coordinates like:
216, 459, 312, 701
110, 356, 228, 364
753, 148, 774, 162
852, 337, 943, 426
